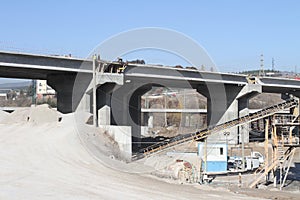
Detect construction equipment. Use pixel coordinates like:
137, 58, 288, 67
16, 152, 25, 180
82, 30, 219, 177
249, 146, 296, 189
139, 98, 299, 158
249, 111, 300, 189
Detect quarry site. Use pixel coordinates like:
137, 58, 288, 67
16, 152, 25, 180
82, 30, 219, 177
1, 79, 300, 199
1, 2, 300, 198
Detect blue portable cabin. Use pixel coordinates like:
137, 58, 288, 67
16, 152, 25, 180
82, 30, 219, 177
198, 143, 228, 173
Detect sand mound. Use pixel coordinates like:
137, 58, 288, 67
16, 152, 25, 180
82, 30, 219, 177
0, 110, 10, 121
0, 114, 261, 200
1, 104, 61, 124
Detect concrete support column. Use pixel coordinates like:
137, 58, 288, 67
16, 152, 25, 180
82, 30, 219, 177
238, 97, 250, 144
95, 83, 118, 116
237, 84, 262, 144
47, 73, 92, 113
130, 89, 147, 147
196, 84, 242, 144
47, 73, 76, 113
110, 82, 151, 151
98, 105, 111, 126
196, 84, 261, 144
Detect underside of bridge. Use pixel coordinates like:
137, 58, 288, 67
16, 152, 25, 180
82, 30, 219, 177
94, 75, 261, 153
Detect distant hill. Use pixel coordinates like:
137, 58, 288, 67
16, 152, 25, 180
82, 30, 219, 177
238, 69, 296, 77
238, 69, 280, 75
0, 81, 31, 89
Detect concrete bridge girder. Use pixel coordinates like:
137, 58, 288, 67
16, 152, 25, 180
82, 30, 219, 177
3, 51, 300, 147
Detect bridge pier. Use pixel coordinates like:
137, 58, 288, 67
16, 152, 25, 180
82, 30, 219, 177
96, 81, 151, 151
47, 74, 76, 113
96, 83, 119, 114
47, 73, 92, 113
196, 84, 261, 144
110, 82, 151, 151
237, 84, 262, 143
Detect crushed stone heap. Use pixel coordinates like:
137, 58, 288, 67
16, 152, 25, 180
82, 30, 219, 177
0, 104, 62, 124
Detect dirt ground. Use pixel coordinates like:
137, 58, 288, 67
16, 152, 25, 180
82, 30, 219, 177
0, 106, 298, 199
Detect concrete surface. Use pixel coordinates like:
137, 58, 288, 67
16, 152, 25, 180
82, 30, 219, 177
99, 125, 132, 161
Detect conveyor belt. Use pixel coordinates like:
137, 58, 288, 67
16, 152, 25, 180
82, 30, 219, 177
138, 98, 299, 158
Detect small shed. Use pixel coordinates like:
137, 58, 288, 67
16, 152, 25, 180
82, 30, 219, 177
198, 142, 228, 173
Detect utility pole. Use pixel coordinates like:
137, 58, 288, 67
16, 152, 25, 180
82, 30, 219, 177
272, 58, 275, 71
32, 79, 36, 106
224, 131, 230, 157
259, 54, 265, 77
93, 54, 98, 127
204, 138, 207, 173
164, 93, 167, 126
241, 125, 245, 171
265, 119, 269, 183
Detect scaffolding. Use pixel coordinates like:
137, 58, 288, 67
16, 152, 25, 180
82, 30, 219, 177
249, 107, 300, 189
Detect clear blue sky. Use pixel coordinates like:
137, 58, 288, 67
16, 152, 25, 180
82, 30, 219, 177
0, 0, 300, 73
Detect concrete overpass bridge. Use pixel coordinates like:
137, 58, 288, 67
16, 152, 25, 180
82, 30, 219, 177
1, 50, 300, 156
